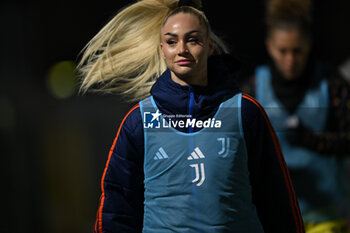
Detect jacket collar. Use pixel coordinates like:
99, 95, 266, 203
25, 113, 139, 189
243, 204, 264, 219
150, 55, 241, 120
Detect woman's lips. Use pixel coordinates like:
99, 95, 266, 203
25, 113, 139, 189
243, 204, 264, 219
176, 59, 193, 65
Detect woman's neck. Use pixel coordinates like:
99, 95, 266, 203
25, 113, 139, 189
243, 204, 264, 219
170, 70, 208, 87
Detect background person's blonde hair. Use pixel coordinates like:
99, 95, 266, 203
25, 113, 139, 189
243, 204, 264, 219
78, 0, 229, 102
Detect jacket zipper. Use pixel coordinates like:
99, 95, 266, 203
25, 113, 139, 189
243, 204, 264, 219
188, 87, 194, 133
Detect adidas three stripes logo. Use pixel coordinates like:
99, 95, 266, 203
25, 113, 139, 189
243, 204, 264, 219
153, 147, 169, 160
187, 147, 205, 160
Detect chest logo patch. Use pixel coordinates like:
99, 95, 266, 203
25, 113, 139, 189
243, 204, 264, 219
217, 137, 230, 158
188, 147, 206, 186
153, 147, 169, 160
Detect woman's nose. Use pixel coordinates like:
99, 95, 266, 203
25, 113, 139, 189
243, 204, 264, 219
285, 52, 296, 66
177, 41, 188, 55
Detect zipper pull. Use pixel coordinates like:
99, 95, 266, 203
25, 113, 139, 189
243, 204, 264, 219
188, 88, 194, 133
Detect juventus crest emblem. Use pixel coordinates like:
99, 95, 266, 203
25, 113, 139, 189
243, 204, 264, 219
188, 147, 206, 186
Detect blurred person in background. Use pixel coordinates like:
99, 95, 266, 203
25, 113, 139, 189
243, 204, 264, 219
340, 57, 350, 83
239, 0, 350, 232
78, 0, 304, 232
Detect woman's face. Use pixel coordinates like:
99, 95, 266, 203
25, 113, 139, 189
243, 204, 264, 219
161, 13, 213, 86
266, 28, 311, 80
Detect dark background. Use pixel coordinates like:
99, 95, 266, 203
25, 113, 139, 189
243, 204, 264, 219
1, 1, 349, 232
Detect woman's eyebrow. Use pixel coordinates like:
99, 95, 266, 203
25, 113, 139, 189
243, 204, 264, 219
164, 30, 200, 37
185, 30, 200, 36
164, 32, 178, 37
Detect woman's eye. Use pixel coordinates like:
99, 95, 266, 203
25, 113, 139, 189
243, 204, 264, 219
166, 40, 176, 45
279, 48, 287, 54
188, 38, 199, 44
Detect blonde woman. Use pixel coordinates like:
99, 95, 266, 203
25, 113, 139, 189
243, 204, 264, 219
79, 0, 304, 232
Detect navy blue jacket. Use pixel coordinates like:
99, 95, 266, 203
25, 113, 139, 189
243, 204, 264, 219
94, 55, 304, 233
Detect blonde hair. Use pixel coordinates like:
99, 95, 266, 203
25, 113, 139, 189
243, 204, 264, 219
77, 0, 228, 102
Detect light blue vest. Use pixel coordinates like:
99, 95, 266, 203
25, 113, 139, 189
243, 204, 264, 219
139, 93, 264, 233
255, 65, 349, 223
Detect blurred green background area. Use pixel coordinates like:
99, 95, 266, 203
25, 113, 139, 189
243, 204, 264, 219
1, 1, 349, 232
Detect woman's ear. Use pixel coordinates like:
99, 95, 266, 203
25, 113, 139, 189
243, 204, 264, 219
208, 38, 214, 56
265, 37, 273, 57
160, 42, 166, 59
